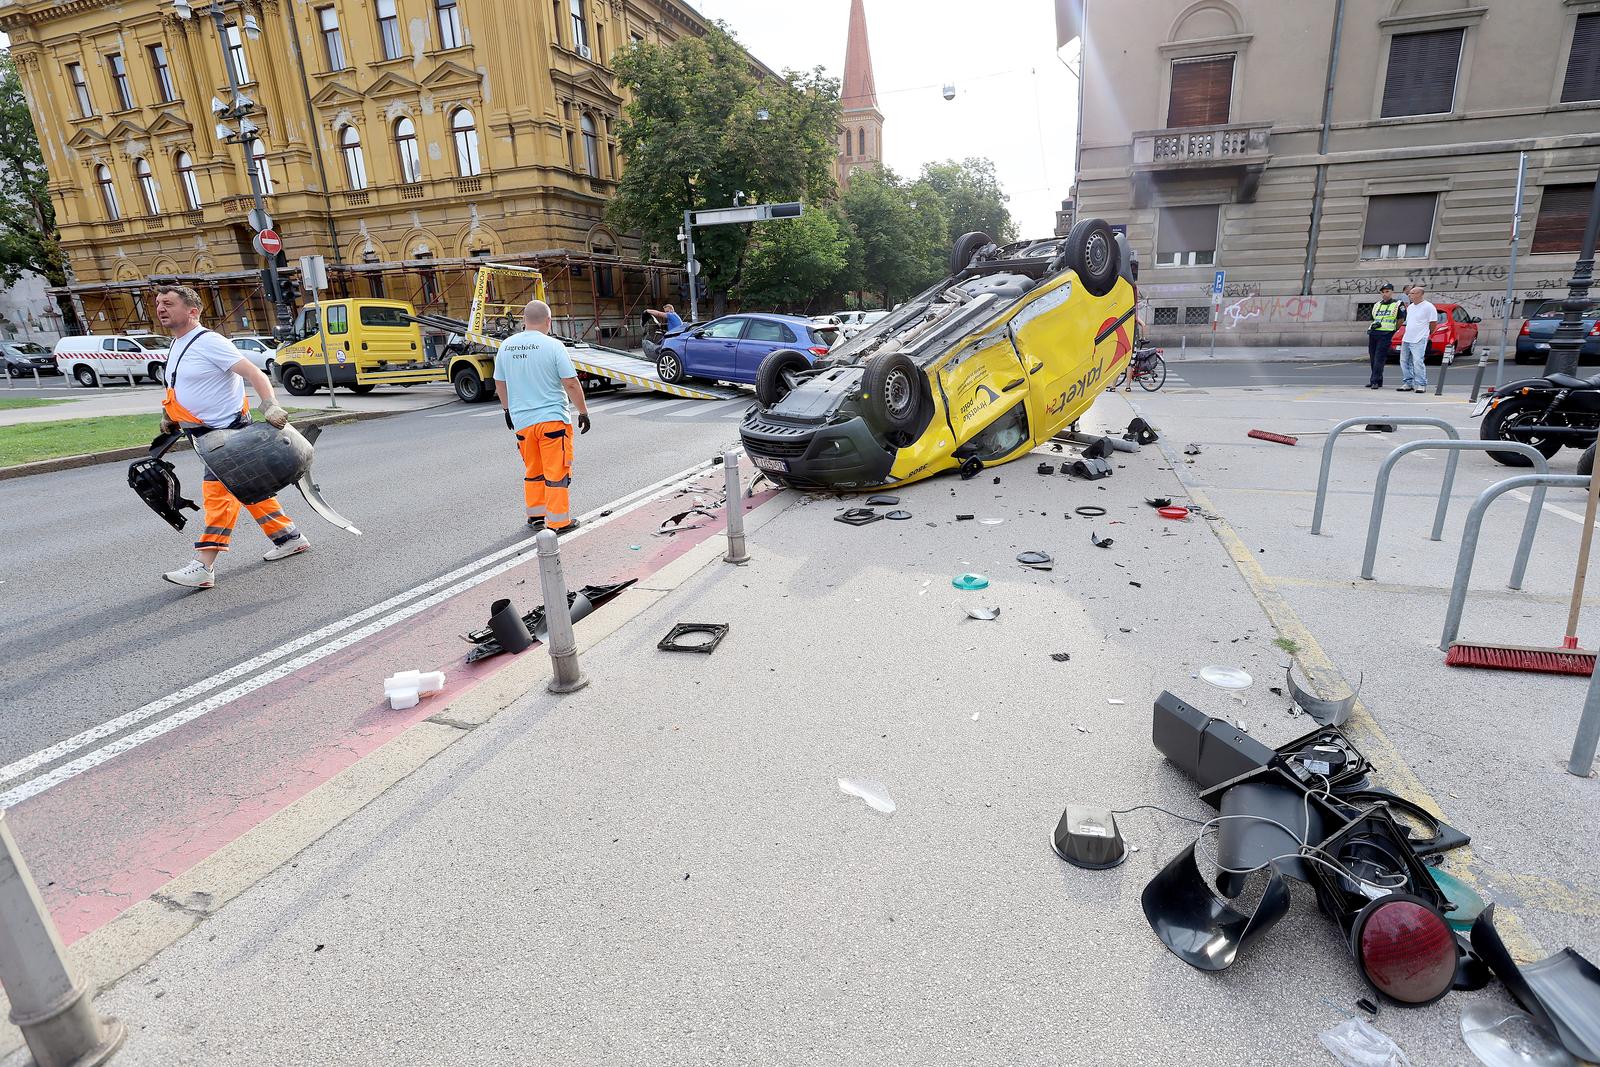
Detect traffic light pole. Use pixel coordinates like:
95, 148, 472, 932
678, 201, 803, 325
681, 210, 700, 323
1544, 166, 1600, 379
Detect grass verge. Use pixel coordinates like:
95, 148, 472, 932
0, 409, 315, 467
0, 396, 72, 412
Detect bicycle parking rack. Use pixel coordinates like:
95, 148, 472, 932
1361, 440, 1549, 582
1438, 473, 1590, 650
1310, 417, 1460, 535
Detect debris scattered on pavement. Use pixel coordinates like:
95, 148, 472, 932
959, 458, 984, 480
835, 507, 883, 526
1090, 531, 1114, 548
838, 777, 896, 814
971, 712, 980, 720
1068, 457, 1114, 480
1037, 462, 1055, 475
1124, 417, 1160, 445
1075, 506, 1107, 518
966, 606, 1001, 621
1471, 907, 1600, 1062
1107, 699, 1125, 705
1129, 581, 1142, 588
866, 494, 900, 506
1158, 506, 1190, 521
1184, 444, 1202, 456
956, 514, 975, 521
952, 573, 990, 590
1459, 1002, 1573, 1067
487, 597, 533, 655
1287, 663, 1361, 726
657, 622, 730, 654
1356, 998, 1379, 1016
978, 517, 1004, 525
993, 476, 1001, 485
1318, 1019, 1411, 1067
1199, 665, 1253, 690
1051, 653, 1072, 662
1017, 550, 1053, 568
1081, 436, 1114, 460
659, 507, 719, 533
383, 670, 445, 711
1146, 497, 1173, 508
886, 510, 913, 520
465, 582, 636, 662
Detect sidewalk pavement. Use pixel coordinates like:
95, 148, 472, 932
31, 386, 1599, 1065
0, 382, 459, 427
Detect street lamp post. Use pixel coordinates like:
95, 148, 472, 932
1544, 167, 1600, 379
174, 1, 292, 338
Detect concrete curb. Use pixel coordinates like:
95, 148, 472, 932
0, 408, 401, 483
0, 486, 799, 1060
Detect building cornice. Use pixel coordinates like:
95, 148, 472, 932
0, 0, 119, 32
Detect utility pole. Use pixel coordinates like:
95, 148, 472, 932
1544, 169, 1600, 379
678, 201, 804, 324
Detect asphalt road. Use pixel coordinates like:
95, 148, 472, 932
0, 387, 754, 769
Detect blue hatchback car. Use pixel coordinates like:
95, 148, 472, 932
655, 313, 830, 386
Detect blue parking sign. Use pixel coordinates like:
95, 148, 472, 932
1212, 270, 1226, 296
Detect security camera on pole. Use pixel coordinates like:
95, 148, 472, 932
677, 200, 805, 322
174, 1, 294, 340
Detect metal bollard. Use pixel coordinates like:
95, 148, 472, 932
534, 529, 588, 694
723, 450, 749, 564
0, 812, 124, 1067
1571, 663, 1600, 778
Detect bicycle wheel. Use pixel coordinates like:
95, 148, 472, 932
1139, 355, 1167, 391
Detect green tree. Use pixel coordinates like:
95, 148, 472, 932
916, 157, 1018, 248
608, 27, 841, 312
839, 167, 948, 306
0, 52, 68, 289
736, 207, 850, 312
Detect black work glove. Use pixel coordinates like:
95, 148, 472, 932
578, 413, 592, 435
504, 409, 515, 432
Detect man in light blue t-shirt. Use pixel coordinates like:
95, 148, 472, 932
646, 303, 684, 334
494, 300, 591, 532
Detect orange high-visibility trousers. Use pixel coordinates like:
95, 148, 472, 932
196, 475, 299, 552
517, 420, 573, 529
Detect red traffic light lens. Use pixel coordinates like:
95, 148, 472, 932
1351, 894, 1457, 1005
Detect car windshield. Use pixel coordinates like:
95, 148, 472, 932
10, 342, 49, 354
1533, 301, 1600, 318
133, 335, 171, 350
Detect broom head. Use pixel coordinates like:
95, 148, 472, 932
1248, 429, 1298, 446
1445, 642, 1595, 676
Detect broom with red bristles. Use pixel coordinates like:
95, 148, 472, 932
1247, 424, 1397, 447
1446, 445, 1598, 675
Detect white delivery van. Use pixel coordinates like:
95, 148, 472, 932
52, 334, 173, 387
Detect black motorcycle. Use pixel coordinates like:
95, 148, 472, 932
1475, 369, 1600, 467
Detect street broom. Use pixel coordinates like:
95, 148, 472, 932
1446, 444, 1598, 675
1247, 424, 1397, 447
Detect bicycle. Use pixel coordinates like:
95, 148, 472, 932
1112, 346, 1167, 392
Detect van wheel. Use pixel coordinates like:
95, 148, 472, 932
347, 383, 376, 394
146, 362, 165, 386
280, 365, 318, 397
453, 364, 491, 403
74, 365, 98, 387
861, 351, 922, 433
755, 349, 811, 408
949, 231, 993, 276
1058, 218, 1120, 297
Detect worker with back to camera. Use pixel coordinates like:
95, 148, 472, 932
496, 299, 591, 533
154, 284, 308, 590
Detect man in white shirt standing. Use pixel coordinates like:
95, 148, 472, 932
153, 285, 308, 590
1397, 285, 1441, 393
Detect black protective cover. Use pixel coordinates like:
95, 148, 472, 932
1141, 841, 1291, 972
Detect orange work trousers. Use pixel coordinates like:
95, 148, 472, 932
196, 475, 299, 552
517, 420, 573, 529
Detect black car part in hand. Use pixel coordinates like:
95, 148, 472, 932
658, 622, 729, 654
464, 580, 636, 662
505, 409, 515, 432
128, 432, 198, 531
291, 425, 363, 536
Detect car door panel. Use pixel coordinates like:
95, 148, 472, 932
736, 319, 797, 382
689, 318, 744, 379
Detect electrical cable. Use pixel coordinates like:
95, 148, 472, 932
1109, 803, 1208, 826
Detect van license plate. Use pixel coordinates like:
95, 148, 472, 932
750, 455, 789, 473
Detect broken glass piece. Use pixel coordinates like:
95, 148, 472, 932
952, 573, 990, 590
838, 778, 896, 814
1460, 1003, 1575, 1067
966, 606, 1000, 621
1200, 666, 1253, 690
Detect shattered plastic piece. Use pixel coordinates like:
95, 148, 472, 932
1051, 804, 1127, 869
952, 573, 990, 590
1158, 506, 1190, 520
1471, 906, 1600, 1062
384, 670, 445, 711
1357, 998, 1379, 1016
1017, 551, 1053, 566
1037, 462, 1055, 475
1200, 665, 1253, 690
885, 510, 913, 520
865, 494, 900, 506
1287, 663, 1362, 727
660, 507, 719, 533
1069, 457, 1115, 480
465, 581, 636, 662
1124, 417, 1160, 445
971, 712, 980, 720
838, 777, 895, 814
978, 517, 1004, 525
1075, 506, 1107, 517
1460, 1003, 1576, 1067
1107, 699, 1125, 705
1141, 842, 1291, 971
658, 622, 730, 654
1430, 867, 1488, 932
1090, 531, 1114, 548
1081, 436, 1114, 460
1184, 444, 1202, 456
488, 598, 534, 655
1318, 1019, 1412, 1067
1146, 497, 1174, 509
966, 606, 1001, 621
956, 514, 976, 521
835, 508, 883, 526
1051, 653, 1071, 662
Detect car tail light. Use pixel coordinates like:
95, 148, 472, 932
1519, 321, 1531, 336
1349, 894, 1457, 1005
1589, 322, 1599, 337
809, 346, 829, 357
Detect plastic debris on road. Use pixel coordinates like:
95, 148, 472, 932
966, 606, 1001, 621
1318, 1019, 1412, 1067
384, 669, 445, 711
838, 778, 896, 814
1460, 1003, 1575, 1067
1091, 532, 1114, 548
1200, 665, 1253, 690
952, 573, 990, 590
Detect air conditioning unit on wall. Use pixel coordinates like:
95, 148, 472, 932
577, 44, 592, 60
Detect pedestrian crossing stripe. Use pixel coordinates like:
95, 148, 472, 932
463, 327, 739, 402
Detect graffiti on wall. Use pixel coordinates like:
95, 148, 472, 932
1219, 295, 1322, 329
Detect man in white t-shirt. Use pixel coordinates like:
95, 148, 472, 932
153, 285, 308, 590
1397, 285, 1441, 393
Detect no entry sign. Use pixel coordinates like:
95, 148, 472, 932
253, 229, 283, 257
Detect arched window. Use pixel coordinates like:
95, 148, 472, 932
340, 125, 368, 190
394, 117, 422, 183
451, 108, 481, 177
176, 152, 202, 210
580, 113, 600, 177
857, 127, 865, 155
135, 157, 161, 215
250, 139, 275, 195
96, 164, 121, 221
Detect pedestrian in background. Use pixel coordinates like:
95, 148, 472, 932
495, 300, 591, 533
1366, 283, 1401, 389
1398, 285, 1440, 392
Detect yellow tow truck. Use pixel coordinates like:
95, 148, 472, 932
271, 263, 739, 403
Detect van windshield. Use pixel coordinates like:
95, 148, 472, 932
133, 335, 171, 349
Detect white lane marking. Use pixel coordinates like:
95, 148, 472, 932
470, 410, 507, 418
0, 456, 724, 803
636, 397, 705, 416
424, 411, 465, 418
1511, 488, 1600, 529
670, 399, 747, 418
593, 395, 667, 416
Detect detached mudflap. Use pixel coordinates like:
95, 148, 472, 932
565, 343, 744, 401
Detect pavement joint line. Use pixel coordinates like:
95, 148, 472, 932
1126, 395, 1544, 963
0, 454, 727, 805
1263, 572, 1600, 606
0, 487, 799, 1062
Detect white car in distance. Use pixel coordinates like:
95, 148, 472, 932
230, 335, 281, 375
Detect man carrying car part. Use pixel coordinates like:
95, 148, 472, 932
153, 285, 307, 590
1365, 283, 1402, 389
496, 299, 591, 533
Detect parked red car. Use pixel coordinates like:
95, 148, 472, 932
1388, 302, 1481, 363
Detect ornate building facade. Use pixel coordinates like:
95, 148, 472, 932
0, 0, 754, 337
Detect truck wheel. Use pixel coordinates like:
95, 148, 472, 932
346, 383, 376, 394
1058, 218, 1120, 297
74, 365, 98, 387
1481, 394, 1563, 467
861, 351, 922, 433
279, 364, 318, 397
949, 231, 992, 276
755, 349, 812, 407
453, 364, 491, 403
146, 362, 166, 385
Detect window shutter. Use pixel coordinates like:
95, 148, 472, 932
1562, 13, 1600, 103
1531, 184, 1597, 254
1166, 56, 1234, 128
1362, 194, 1437, 247
1380, 29, 1463, 117
1156, 205, 1221, 255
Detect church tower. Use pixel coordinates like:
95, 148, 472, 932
837, 0, 884, 186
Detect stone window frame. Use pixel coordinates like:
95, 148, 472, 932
1368, 5, 1487, 124
1549, 0, 1600, 108
1154, 1, 1253, 133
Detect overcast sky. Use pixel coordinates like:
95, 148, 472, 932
1, 1, 1078, 233
696, 0, 1078, 236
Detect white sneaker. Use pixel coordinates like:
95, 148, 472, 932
263, 535, 310, 562
163, 560, 215, 589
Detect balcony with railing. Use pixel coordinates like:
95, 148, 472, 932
1130, 121, 1271, 204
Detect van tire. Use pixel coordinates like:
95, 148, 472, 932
453, 364, 492, 403
347, 383, 376, 395
279, 364, 318, 397
861, 351, 922, 433
74, 365, 98, 388
950, 231, 993, 277
1060, 218, 1120, 297
755, 349, 811, 408
147, 362, 165, 386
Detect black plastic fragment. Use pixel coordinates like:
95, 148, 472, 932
835, 508, 883, 526
1125, 417, 1160, 445
1075, 506, 1107, 517
488, 598, 533, 655
1069, 457, 1114, 480
1090, 531, 1114, 548
1184, 444, 1202, 456
885, 510, 913, 520
866, 494, 900, 506
1051, 652, 1071, 662
658, 622, 730, 654
956, 514, 975, 521
1082, 436, 1113, 460
1017, 551, 1053, 566
959, 458, 984, 480
465, 581, 636, 662
1471, 908, 1600, 1062
1141, 843, 1291, 972
1146, 497, 1173, 509
1037, 462, 1055, 475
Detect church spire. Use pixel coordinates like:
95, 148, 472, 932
841, 0, 879, 114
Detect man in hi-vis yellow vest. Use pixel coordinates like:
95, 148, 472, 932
1366, 283, 1402, 389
